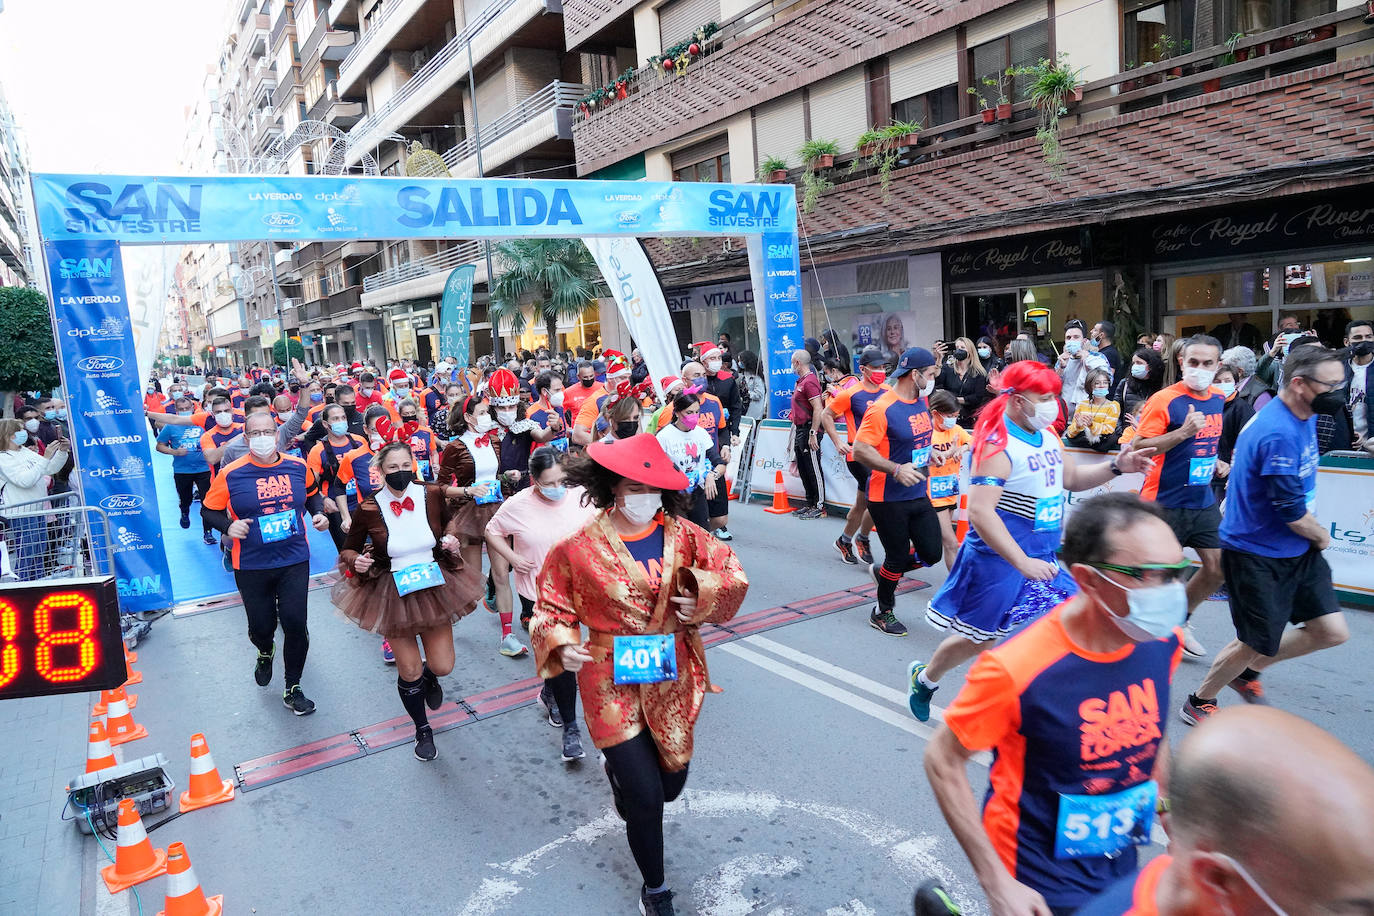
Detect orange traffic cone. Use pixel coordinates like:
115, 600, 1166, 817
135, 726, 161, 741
124, 650, 143, 686
954, 492, 970, 543
125, 644, 138, 664
178, 734, 235, 812
103, 686, 148, 745
725, 475, 737, 502
155, 842, 223, 916
763, 471, 792, 514
101, 798, 167, 893
85, 720, 117, 773
92, 687, 137, 716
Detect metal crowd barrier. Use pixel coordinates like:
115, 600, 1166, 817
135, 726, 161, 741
0, 489, 117, 585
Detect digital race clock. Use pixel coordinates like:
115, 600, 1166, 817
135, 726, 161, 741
0, 576, 126, 700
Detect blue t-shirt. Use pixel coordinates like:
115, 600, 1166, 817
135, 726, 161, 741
1220, 398, 1319, 558
156, 422, 210, 474
622, 519, 665, 594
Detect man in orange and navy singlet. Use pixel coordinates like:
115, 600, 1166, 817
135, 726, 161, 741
925, 494, 1186, 916
852, 347, 943, 636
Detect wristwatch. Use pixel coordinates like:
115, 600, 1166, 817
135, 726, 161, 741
1109, 459, 1123, 476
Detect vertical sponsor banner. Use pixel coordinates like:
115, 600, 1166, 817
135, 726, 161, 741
818, 424, 857, 510
747, 232, 804, 419
44, 241, 174, 613
583, 238, 681, 398
438, 264, 476, 368
121, 245, 174, 381
259, 317, 282, 351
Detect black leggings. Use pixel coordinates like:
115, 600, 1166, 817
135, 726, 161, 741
867, 498, 944, 612
523, 594, 578, 724
173, 472, 212, 530
324, 511, 346, 550
601, 730, 690, 889
233, 561, 310, 687
685, 489, 709, 529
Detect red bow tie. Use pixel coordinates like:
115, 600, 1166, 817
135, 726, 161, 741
472, 433, 492, 448
389, 496, 415, 516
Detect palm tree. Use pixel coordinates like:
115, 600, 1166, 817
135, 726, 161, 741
488, 238, 606, 350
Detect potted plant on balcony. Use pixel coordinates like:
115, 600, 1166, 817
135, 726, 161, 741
979, 70, 1016, 120
798, 141, 838, 213
966, 87, 996, 123
800, 138, 839, 169
882, 120, 922, 148
758, 155, 790, 183
852, 128, 905, 198
1024, 54, 1084, 177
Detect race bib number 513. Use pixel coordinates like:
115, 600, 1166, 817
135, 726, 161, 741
1055, 780, 1157, 859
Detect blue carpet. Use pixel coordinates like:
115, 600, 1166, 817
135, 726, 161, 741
149, 447, 339, 603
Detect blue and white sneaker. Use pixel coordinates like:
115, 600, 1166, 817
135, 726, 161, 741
907, 660, 938, 722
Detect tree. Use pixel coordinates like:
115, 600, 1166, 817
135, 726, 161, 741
272, 337, 305, 367
0, 287, 61, 419
488, 239, 606, 350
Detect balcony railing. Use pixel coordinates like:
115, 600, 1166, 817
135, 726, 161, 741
345, 0, 524, 155
338, 0, 426, 93
442, 80, 584, 171
363, 242, 484, 293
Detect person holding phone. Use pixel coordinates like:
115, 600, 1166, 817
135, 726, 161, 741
532, 436, 748, 916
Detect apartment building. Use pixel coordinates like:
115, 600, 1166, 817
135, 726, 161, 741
568, 0, 1374, 359
0, 78, 34, 289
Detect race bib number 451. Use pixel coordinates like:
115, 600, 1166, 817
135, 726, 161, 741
612, 635, 678, 685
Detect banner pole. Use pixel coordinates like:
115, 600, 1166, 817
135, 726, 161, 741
466, 38, 502, 360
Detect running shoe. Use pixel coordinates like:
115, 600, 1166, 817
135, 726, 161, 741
712, 527, 733, 541
221, 544, 233, 572
799, 505, 825, 519
414, 725, 437, 761
835, 536, 858, 565
639, 885, 676, 916
602, 757, 627, 821
790, 503, 813, 517
179, 511, 190, 529
1228, 676, 1268, 705
1179, 696, 1217, 726
1181, 624, 1206, 659
519, 610, 533, 632
562, 723, 586, 761
499, 634, 529, 658
870, 606, 908, 636
253, 646, 274, 687
202, 531, 216, 545
913, 878, 963, 915
381, 640, 396, 664
854, 537, 873, 566
423, 670, 444, 710
538, 682, 564, 727
907, 660, 938, 722
282, 685, 317, 716
484, 576, 497, 611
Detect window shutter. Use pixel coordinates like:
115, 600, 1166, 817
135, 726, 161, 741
753, 95, 806, 170
670, 133, 730, 170
807, 68, 867, 149
966, 0, 1048, 46
887, 35, 959, 103
658, 0, 722, 49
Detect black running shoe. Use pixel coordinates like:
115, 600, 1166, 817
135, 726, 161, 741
538, 683, 563, 728
639, 885, 676, 916
423, 670, 444, 711
835, 537, 858, 565
282, 685, 316, 716
254, 646, 274, 687
562, 723, 585, 761
179, 511, 190, 529
854, 537, 873, 566
870, 606, 909, 636
414, 725, 437, 761
202, 531, 216, 545
913, 878, 963, 915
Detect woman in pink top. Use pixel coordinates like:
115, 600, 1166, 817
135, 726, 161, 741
485, 445, 598, 761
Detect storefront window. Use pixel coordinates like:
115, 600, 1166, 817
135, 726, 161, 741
1167, 267, 1267, 310
1019, 281, 1106, 336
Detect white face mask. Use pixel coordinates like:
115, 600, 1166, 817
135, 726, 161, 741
23, 419, 39, 433
920, 378, 935, 398
215, 410, 233, 427
940, 415, 958, 429
618, 492, 661, 526
1182, 366, 1216, 392
1095, 572, 1187, 642
1020, 396, 1059, 431
474, 415, 496, 433
548, 391, 565, 408
1217, 381, 1236, 399
248, 435, 277, 458
496, 409, 517, 427
706, 360, 722, 373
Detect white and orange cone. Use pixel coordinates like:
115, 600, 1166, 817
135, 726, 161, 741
103, 686, 147, 745
178, 734, 235, 812
124, 643, 138, 664
92, 687, 137, 716
123, 650, 143, 686
101, 798, 167, 893
85, 720, 117, 773
155, 842, 223, 916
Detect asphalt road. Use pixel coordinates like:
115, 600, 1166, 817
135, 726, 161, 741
44, 500, 1374, 915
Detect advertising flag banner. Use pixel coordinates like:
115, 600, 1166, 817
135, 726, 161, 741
747, 233, 805, 419
43, 240, 174, 612
583, 238, 680, 397
438, 264, 476, 369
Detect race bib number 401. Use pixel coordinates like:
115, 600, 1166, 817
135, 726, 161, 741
612, 634, 678, 685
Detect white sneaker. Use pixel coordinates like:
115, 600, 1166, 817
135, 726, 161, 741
499, 633, 529, 658
1182, 624, 1206, 659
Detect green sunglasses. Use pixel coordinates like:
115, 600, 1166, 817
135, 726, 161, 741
1084, 559, 1193, 585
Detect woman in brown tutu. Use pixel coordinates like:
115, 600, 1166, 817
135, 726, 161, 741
336, 441, 483, 761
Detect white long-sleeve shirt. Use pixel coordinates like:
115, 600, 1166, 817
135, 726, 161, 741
0, 445, 70, 507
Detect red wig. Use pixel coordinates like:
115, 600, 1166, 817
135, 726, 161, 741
972, 360, 1063, 463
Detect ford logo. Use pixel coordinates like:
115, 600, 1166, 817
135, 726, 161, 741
778, 408, 793, 420
617, 210, 641, 225
100, 495, 145, 511
262, 212, 302, 228
774, 311, 799, 324
77, 356, 124, 372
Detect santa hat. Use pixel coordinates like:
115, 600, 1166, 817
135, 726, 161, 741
387, 368, 409, 384
690, 340, 714, 355
486, 368, 521, 406
603, 350, 630, 378
700, 346, 722, 362
350, 362, 363, 372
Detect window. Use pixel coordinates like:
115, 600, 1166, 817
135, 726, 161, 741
1224, 0, 1334, 35
1123, 0, 1195, 68
969, 21, 1050, 103
892, 84, 960, 128
294, 0, 317, 36
671, 134, 731, 182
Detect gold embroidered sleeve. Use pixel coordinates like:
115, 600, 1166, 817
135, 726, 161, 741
678, 529, 748, 626
531, 541, 584, 679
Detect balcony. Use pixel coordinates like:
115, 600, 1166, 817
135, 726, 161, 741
361, 242, 489, 310
251, 59, 278, 96
442, 80, 583, 177
336, 0, 428, 97
243, 12, 270, 59
342, 0, 557, 164
328, 0, 359, 28
270, 1, 293, 49
562, 0, 636, 52
272, 71, 299, 110
302, 285, 364, 328
274, 246, 299, 281
316, 79, 367, 128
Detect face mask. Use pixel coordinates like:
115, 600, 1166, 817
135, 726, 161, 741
952, 349, 969, 361
977, 347, 992, 359
23, 419, 39, 433
1131, 363, 1148, 379
393, 385, 410, 395
248, 435, 276, 458
12, 430, 28, 447
496, 409, 516, 427
1352, 340, 1374, 358
474, 415, 496, 433
56, 409, 66, 420
1021, 396, 1059, 431
580, 378, 595, 388
1092, 387, 1109, 399
538, 484, 567, 502
384, 469, 414, 491
343, 405, 359, 420
940, 415, 958, 429
310, 391, 323, 403
549, 391, 565, 408
42, 410, 56, 421
1064, 339, 1082, 354
369, 433, 384, 450
867, 370, 886, 385
169, 391, 184, 400
1310, 389, 1346, 416
1217, 381, 1236, 399
215, 411, 233, 427
618, 492, 661, 526
1182, 366, 1216, 391
1095, 572, 1187, 642
706, 360, 722, 373
615, 420, 640, 439
177, 410, 194, 417
329, 420, 349, 437
362, 386, 374, 396
679, 413, 700, 431
920, 378, 935, 398
1216, 854, 1290, 916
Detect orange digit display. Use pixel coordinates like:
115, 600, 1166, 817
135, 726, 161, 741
34, 593, 99, 683
0, 600, 18, 690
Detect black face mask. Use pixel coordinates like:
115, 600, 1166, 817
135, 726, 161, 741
615, 420, 639, 440
952, 349, 969, 361
580, 378, 595, 388
342, 405, 359, 421
385, 469, 414, 491
1310, 389, 1346, 416
400, 415, 418, 424
1352, 340, 1374, 358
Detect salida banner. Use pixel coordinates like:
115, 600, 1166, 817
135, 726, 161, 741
43, 240, 174, 612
